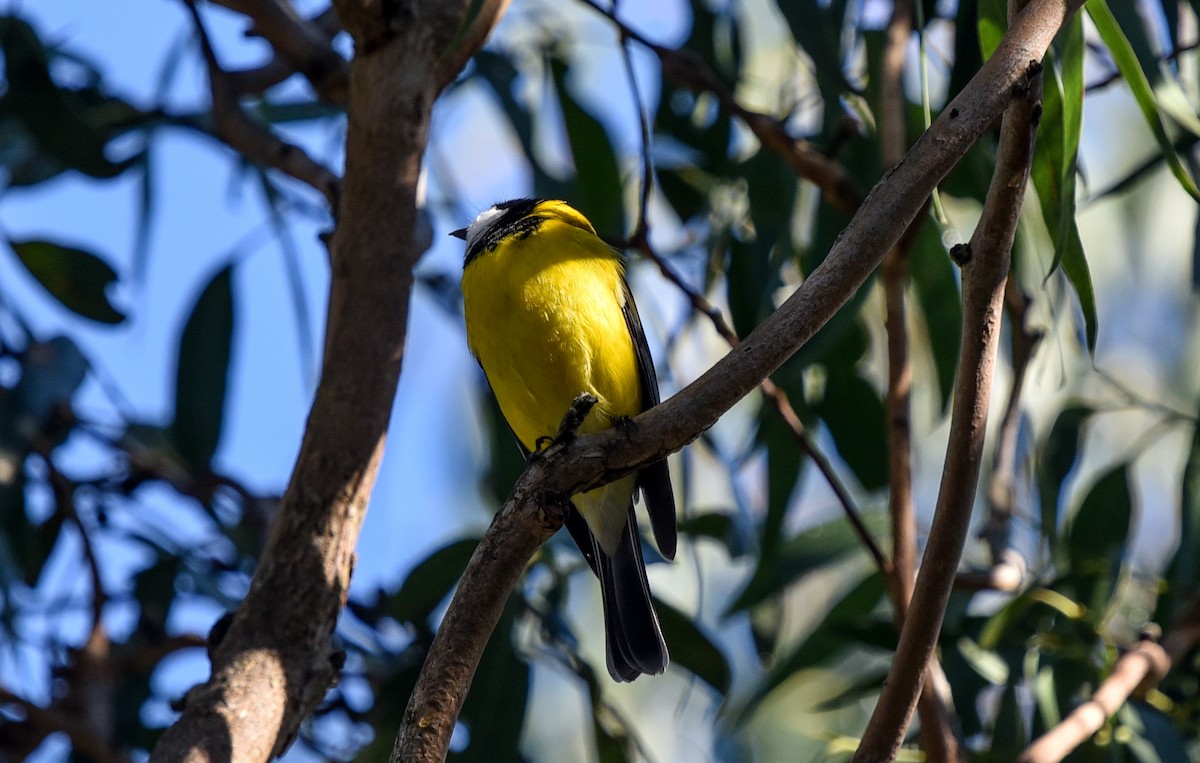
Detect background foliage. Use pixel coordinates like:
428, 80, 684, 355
1, 0, 1199, 761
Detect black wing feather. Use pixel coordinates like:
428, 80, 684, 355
619, 279, 677, 560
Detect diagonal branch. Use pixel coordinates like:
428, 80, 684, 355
1018, 598, 1200, 763
183, 0, 342, 207
212, 0, 348, 104
398, 2, 1084, 762
224, 6, 342, 96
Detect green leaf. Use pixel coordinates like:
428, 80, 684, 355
1032, 19, 1096, 351
655, 600, 730, 694
1036, 405, 1090, 545
1165, 418, 1200, 622
391, 538, 479, 625
9, 239, 125, 324
0, 16, 140, 180
990, 683, 1028, 758
909, 221, 961, 411
170, 265, 234, 470
1087, 0, 1200, 200
778, 0, 852, 135
976, 0, 1006, 61
738, 571, 888, 718
817, 372, 888, 491
549, 58, 624, 237
452, 599, 528, 763
757, 402, 805, 565
1063, 464, 1132, 614
728, 511, 888, 613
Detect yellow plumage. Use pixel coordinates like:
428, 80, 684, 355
462, 205, 639, 552
457, 198, 675, 681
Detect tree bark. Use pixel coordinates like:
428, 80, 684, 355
148, 2, 508, 760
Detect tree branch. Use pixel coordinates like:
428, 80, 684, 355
184, 0, 342, 207
211, 0, 348, 104
224, 7, 342, 96
398, 2, 1083, 761
148, 2, 508, 761
851, 0, 1049, 755
1018, 599, 1200, 762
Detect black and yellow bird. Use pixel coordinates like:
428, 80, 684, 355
453, 198, 676, 681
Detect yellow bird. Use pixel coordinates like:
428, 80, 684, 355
454, 198, 675, 681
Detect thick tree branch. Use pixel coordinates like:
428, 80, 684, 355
399, 2, 1083, 761
851, 0, 1047, 756
148, 2, 508, 761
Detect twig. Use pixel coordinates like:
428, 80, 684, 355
575, 0, 865, 214
212, 0, 348, 104
975, 281, 1041, 581
1018, 598, 1200, 762
878, 2, 965, 760
224, 7, 342, 96
852, 0, 1051, 754
183, 0, 342, 207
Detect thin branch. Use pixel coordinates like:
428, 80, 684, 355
224, 6, 342, 96
575, 0, 865, 214
183, 0, 342, 207
878, 1, 964, 760
852, 0, 1049, 754
1018, 599, 1200, 762
399, 4, 1083, 762
211, 0, 348, 104
972, 281, 1041, 588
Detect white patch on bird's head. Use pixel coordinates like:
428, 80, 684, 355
463, 205, 507, 252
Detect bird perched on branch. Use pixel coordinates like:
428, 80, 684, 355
455, 198, 676, 681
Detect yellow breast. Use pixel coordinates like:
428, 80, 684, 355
462, 218, 642, 453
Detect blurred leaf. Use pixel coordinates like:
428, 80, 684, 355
655, 599, 730, 694
1164, 417, 1200, 623
170, 265, 234, 470
1063, 464, 1132, 614
0, 464, 63, 587
727, 148, 796, 337
817, 359, 888, 491
977, 0, 1006, 60
948, 0, 982, 98
1037, 405, 1090, 545
1122, 701, 1192, 763
9, 239, 125, 324
0, 16, 140, 180
452, 599, 528, 763
728, 510, 887, 613
549, 58, 624, 237
990, 683, 1028, 759
483, 392, 528, 506
391, 538, 479, 625
778, 0, 853, 135
1033, 664, 1061, 735
676, 511, 751, 557
740, 571, 888, 717
757, 402, 805, 565
134, 554, 181, 630
909, 220, 961, 410
1087, 1, 1200, 201
811, 664, 889, 711
1032, 19, 1096, 351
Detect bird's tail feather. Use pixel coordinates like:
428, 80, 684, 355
596, 509, 668, 681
